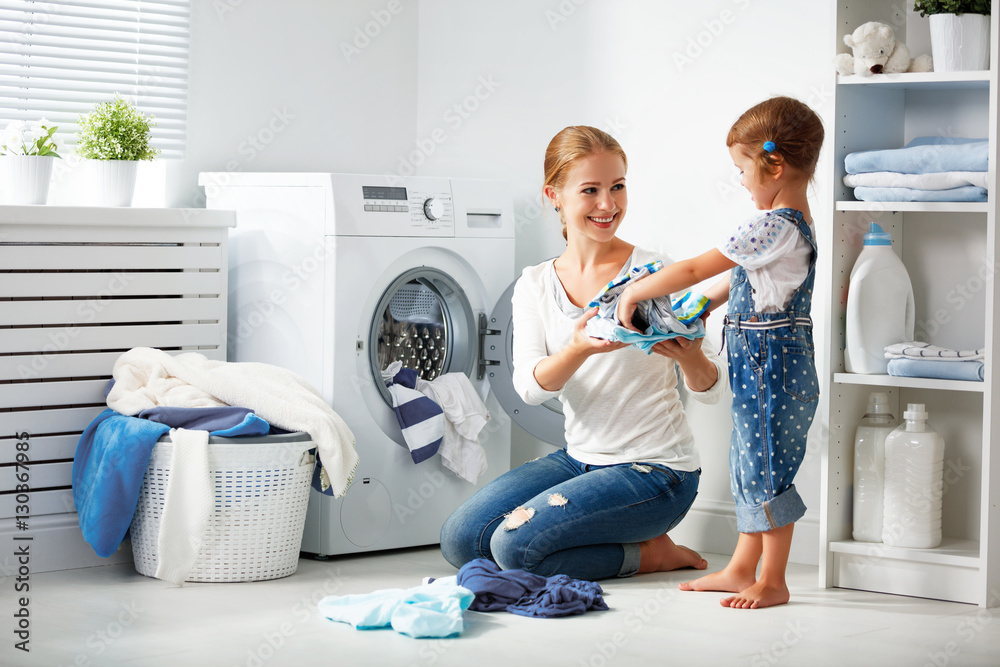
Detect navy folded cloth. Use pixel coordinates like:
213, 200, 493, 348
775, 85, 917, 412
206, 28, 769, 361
456, 558, 609, 618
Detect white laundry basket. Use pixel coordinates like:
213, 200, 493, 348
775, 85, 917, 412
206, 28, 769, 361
129, 431, 315, 583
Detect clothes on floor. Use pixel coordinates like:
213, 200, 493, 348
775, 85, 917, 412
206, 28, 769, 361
718, 208, 814, 312
725, 208, 817, 533
455, 558, 608, 618
440, 448, 700, 580
583, 260, 706, 353
318, 581, 475, 638
415, 372, 490, 484
513, 247, 726, 471
887, 357, 984, 382
884, 341, 984, 361
381, 360, 445, 464
107, 347, 357, 498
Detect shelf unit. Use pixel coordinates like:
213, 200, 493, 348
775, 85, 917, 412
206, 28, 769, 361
820, 2, 999, 607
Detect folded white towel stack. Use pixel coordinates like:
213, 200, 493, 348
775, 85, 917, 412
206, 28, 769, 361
884, 341, 984, 361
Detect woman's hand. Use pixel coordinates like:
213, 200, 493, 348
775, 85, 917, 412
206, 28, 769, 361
531, 306, 627, 392
651, 321, 719, 393
573, 306, 628, 356
649, 335, 704, 362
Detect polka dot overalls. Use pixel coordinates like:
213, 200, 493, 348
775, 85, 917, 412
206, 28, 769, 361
723, 208, 818, 533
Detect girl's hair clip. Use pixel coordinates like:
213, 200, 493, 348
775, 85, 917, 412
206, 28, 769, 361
762, 141, 776, 153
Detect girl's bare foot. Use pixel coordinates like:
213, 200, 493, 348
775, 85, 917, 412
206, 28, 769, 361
678, 567, 756, 593
721, 579, 790, 609
638, 534, 708, 573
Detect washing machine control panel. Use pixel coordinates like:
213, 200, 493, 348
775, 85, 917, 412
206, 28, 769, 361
361, 185, 454, 232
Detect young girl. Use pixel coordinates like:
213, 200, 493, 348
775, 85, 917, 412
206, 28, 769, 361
616, 96, 824, 609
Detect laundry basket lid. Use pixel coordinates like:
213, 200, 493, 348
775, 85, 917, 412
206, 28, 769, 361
156, 431, 312, 445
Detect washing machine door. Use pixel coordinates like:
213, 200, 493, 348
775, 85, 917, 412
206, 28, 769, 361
481, 278, 567, 447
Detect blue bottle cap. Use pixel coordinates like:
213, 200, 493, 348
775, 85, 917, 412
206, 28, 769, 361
863, 222, 892, 246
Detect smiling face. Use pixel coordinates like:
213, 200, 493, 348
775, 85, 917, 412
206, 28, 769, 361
729, 143, 781, 211
548, 150, 627, 244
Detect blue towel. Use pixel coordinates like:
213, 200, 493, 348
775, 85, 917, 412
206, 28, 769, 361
845, 137, 988, 175
137, 406, 270, 434
318, 583, 475, 638
853, 185, 987, 202
381, 362, 444, 463
456, 558, 609, 618
72, 408, 273, 558
887, 357, 984, 382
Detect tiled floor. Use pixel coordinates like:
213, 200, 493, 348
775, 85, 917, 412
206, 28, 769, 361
6, 546, 999, 667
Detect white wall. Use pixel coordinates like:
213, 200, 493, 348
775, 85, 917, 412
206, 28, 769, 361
412, 0, 835, 564
176, 0, 836, 564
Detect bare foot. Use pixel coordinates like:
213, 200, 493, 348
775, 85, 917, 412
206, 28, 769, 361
678, 567, 756, 593
638, 534, 708, 573
720, 579, 790, 609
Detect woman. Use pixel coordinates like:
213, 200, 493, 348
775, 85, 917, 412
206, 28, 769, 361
440, 126, 725, 580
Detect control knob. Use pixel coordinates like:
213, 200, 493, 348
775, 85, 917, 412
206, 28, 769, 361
423, 197, 444, 221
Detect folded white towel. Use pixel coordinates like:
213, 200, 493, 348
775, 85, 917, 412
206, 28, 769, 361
107, 347, 358, 497
884, 341, 984, 361
155, 428, 212, 585
416, 374, 490, 484
844, 171, 988, 191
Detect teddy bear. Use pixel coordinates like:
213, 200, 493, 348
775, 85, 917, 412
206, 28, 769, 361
834, 21, 933, 76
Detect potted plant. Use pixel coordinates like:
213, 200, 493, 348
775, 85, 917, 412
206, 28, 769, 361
76, 95, 160, 206
0, 119, 60, 205
914, 0, 991, 71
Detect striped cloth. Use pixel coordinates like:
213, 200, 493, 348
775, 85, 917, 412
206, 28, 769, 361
884, 341, 984, 362
381, 361, 444, 463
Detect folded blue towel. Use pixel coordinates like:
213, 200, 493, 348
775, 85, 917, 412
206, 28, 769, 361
845, 137, 988, 175
456, 558, 609, 618
318, 583, 475, 638
853, 185, 988, 202
73, 409, 274, 558
887, 357, 984, 382
381, 361, 444, 463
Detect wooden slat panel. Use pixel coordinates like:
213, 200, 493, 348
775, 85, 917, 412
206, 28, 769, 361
0, 434, 79, 464
0, 489, 76, 519
0, 297, 224, 326
0, 461, 72, 489
0, 224, 227, 245
0, 406, 105, 436
0, 245, 224, 271
0, 323, 223, 353
0, 379, 108, 410
0, 347, 224, 382
0, 272, 224, 298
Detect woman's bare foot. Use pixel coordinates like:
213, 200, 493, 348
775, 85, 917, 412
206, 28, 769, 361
720, 579, 789, 609
638, 534, 708, 573
678, 566, 756, 593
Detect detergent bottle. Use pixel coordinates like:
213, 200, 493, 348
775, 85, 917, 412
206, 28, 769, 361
844, 222, 915, 374
882, 403, 945, 549
852, 392, 896, 542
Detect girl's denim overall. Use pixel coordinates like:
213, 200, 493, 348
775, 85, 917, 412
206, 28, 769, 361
724, 209, 819, 533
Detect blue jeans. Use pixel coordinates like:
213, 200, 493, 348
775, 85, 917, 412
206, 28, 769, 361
440, 449, 699, 580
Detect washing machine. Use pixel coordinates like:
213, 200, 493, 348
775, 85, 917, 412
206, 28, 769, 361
199, 172, 565, 557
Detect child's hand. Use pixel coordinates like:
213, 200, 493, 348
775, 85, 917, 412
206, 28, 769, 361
573, 307, 627, 356
616, 289, 640, 332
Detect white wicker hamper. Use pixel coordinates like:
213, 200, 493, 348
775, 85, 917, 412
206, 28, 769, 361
129, 432, 315, 582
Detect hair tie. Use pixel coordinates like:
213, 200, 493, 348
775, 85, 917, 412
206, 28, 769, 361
554, 206, 560, 212
762, 141, 776, 153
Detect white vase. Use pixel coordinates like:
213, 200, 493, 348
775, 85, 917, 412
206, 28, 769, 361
929, 13, 991, 72
95, 159, 139, 207
3, 155, 55, 205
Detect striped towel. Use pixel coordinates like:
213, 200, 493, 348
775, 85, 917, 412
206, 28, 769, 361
381, 361, 444, 463
884, 341, 984, 362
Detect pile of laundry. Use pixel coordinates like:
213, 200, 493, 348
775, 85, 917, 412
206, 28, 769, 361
72, 347, 358, 584
380, 360, 491, 484
318, 558, 608, 639
584, 260, 709, 353
884, 341, 984, 382
843, 137, 988, 202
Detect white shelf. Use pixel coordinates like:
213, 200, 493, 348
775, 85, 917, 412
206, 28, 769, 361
833, 373, 986, 393
837, 71, 990, 90
829, 537, 981, 568
835, 201, 989, 213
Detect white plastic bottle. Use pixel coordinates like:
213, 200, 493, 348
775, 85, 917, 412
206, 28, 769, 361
844, 222, 915, 374
882, 403, 945, 548
852, 392, 896, 542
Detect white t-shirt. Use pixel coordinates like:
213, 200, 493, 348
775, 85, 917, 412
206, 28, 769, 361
718, 209, 813, 312
510, 247, 726, 471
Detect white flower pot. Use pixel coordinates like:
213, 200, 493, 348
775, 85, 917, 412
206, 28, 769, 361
929, 13, 991, 72
3, 155, 55, 205
95, 159, 139, 207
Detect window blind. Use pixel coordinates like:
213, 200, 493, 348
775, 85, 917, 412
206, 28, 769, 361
0, 0, 190, 158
